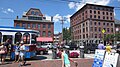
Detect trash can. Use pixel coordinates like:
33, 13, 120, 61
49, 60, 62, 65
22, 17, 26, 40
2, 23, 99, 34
79, 45, 84, 58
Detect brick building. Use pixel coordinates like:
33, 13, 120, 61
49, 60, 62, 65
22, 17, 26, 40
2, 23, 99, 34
70, 4, 115, 45
14, 8, 54, 42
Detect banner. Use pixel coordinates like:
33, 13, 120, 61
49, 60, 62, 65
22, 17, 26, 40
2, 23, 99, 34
102, 52, 119, 67
92, 49, 106, 67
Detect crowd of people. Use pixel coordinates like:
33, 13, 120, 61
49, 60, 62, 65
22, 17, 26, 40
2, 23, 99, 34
0, 39, 26, 66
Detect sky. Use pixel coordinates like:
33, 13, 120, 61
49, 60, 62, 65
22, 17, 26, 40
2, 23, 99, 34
0, 0, 120, 34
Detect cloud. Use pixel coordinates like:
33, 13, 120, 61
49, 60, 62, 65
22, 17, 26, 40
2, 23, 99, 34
7, 8, 14, 13
45, 14, 71, 24
1, 8, 14, 14
68, 0, 110, 11
118, 0, 120, 1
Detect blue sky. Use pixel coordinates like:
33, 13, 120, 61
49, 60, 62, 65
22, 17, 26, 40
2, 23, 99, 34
0, 0, 120, 34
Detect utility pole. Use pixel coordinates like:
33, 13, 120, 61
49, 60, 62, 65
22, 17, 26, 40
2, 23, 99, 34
59, 17, 66, 45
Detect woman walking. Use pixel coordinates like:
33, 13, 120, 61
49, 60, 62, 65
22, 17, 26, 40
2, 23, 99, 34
60, 48, 77, 67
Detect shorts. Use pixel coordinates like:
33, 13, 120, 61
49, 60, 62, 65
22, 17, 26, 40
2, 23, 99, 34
65, 64, 70, 67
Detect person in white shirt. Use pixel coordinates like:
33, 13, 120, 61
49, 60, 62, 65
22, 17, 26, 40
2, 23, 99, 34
19, 41, 26, 66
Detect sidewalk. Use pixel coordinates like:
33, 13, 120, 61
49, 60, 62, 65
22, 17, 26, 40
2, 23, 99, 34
0, 58, 94, 67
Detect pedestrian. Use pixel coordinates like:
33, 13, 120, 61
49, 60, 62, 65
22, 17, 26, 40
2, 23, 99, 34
0, 42, 7, 64
19, 41, 26, 66
4, 39, 10, 53
98, 41, 105, 50
14, 42, 20, 63
105, 43, 112, 53
60, 48, 77, 67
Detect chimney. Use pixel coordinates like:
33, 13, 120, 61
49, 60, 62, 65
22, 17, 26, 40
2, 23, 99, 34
16, 16, 19, 19
51, 16, 53, 21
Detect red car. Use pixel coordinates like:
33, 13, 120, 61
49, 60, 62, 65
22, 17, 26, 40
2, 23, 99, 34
57, 51, 79, 58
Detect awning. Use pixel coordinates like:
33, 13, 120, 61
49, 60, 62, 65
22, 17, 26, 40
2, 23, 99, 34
37, 37, 53, 42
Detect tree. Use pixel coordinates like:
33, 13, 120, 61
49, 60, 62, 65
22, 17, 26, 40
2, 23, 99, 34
63, 27, 71, 45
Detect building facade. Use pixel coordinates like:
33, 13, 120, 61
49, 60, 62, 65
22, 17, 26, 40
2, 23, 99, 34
70, 4, 115, 45
14, 8, 54, 41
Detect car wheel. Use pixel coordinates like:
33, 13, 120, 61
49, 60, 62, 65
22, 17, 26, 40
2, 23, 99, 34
40, 51, 43, 55
87, 50, 91, 54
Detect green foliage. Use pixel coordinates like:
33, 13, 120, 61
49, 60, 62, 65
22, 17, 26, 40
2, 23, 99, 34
63, 27, 71, 41
104, 33, 120, 41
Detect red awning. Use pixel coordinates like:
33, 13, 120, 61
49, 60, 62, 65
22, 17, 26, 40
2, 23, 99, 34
37, 37, 53, 42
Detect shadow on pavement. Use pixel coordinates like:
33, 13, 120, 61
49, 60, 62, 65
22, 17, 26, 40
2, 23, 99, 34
26, 55, 47, 61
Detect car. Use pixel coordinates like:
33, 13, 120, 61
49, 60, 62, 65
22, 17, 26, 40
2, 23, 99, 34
84, 43, 98, 53
41, 44, 52, 49
57, 51, 79, 58
68, 44, 78, 50
63, 45, 70, 49
36, 45, 48, 55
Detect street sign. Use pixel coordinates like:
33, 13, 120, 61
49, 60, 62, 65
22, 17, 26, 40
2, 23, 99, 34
92, 49, 106, 67
102, 29, 105, 33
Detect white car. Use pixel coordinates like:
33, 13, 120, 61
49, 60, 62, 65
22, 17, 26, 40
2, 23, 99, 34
41, 44, 52, 49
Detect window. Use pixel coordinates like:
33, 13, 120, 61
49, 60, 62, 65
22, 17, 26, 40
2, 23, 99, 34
103, 23, 105, 25
94, 22, 97, 25
99, 27, 101, 32
22, 23, 26, 28
83, 23, 85, 26
35, 12, 39, 15
110, 13, 112, 16
42, 31, 46, 36
83, 28, 85, 32
98, 11, 100, 14
103, 12, 105, 15
43, 24, 46, 28
90, 27, 93, 31
111, 23, 113, 26
107, 28, 109, 32
48, 24, 51, 28
107, 23, 109, 26
98, 16, 100, 19
38, 24, 40, 29
86, 27, 88, 32
90, 21, 92, 25
28, 24, 30, 28
90, 10, 92, 13
98, 22, 100, 25
86, 11, 87, 13
111, 17, 112, 20
106, 12, 108, 15
111, 28, 113, 32
107, 17, 109, 19
94, 11, 96, 14
99, 34, 101, 38
95, 27, 97, 31
32, 24, 36, 29
90, 15, 92, 18
48, 31, 51, 37
16, 23, 20, 27
103, 16, 105, 19
94, 15, 96, 18
82, 13, 84, 16
31, 11, 34, 15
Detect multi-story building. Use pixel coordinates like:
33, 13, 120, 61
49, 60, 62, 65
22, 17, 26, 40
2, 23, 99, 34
14, 8, 54, 42
70, 4, 115, 45
53, 33, 61, 45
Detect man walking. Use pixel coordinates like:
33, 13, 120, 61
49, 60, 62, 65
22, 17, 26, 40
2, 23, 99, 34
98, 41, 105, 50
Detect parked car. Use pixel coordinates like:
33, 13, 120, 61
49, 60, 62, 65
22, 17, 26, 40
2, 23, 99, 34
36, 45, 48, 55
57, 51, 79, 58
84, 43, 98, 53
68, 44, 78, 50
41, 44, 52, 49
